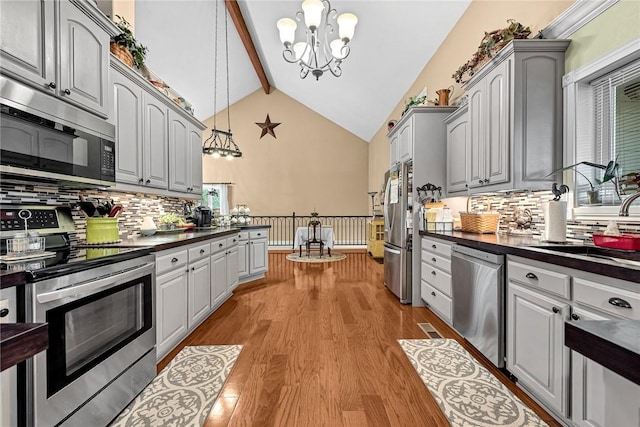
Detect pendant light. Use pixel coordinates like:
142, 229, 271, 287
203, 0, 242, 159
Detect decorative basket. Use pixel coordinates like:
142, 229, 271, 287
110, 42, 134, 68
460, 212, 500, 234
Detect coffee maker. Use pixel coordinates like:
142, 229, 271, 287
192, 206, 212, 228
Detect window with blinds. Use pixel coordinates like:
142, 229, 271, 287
576, 59, 640, 205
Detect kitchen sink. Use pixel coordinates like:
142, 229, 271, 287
531, 244, 640, 267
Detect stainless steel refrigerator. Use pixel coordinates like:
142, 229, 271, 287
383, 161, 412, 304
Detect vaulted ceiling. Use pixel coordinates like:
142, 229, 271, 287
135, 1, 471, 142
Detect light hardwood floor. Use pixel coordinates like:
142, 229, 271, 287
158, 251, 560, 427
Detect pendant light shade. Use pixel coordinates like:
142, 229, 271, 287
277, 18, 297, 46
337, 13, 358, 41
301, 0, 324, 30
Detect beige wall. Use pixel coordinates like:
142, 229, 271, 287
564, 0, 640, 73
367, 0, 574, 195
202, 89, 369, 216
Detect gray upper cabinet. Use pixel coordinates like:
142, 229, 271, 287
111, 57, 205, 196
143, 94, 169, 189
0, 0, 115, 118
169, 110, 190, 193
445, 105, 469, 194
463, 40, 570, 193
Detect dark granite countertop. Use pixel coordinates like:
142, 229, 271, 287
0, 323, 48, 371
565, 320, 640, 386
0, 270, 27, 289
420, 231, 640, 283
81, 225, 271, 252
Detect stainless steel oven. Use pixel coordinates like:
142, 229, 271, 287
25, 254, 156, 427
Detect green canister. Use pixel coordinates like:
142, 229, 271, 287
86, 217, 120, 244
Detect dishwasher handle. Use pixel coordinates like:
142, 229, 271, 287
451, 244, 504, 265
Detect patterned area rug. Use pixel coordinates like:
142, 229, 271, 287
286, 252, 346, 263
399, 339, 548, 427
110, 345, 242, 427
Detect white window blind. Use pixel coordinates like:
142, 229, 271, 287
576, 59, 640, 205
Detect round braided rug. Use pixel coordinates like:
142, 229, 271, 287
286, 252, 346, 263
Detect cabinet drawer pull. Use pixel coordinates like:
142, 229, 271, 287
571, 313, 580, 320
171, 257, 178, 263
431, 257, 436, 262
431, 244, 436, 249
431, 271, 436, 276
0, 308, 9, 317
200, 249, 205, 254
47, 82, 56, 89
257, 233, 261, 236
552, 306, 560, 314
138, 178, 144, 184
63, 88, 71, 95
431, 291, 436, 297
219, 243, 223, 248
609, 297, 632, 309
191, 267, 195, 271
525, 272, 538, 280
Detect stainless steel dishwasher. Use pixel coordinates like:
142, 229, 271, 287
451, 244, 505, 367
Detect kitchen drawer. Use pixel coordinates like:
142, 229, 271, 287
574, 278, 640, 320
421, 251, 451, 273
421, 261, 452, 296
421, 280, 452, 324
210, 238, 228, 254
508, 260, 570, 299
227, 235, 240, 247
422, 237, 451, 259
250, 229, 267, 240
156, 249, 188, 275
238, 231, 249, 241
188, 243, 210, 262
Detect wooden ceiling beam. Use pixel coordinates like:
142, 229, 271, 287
225, 0, 271, 94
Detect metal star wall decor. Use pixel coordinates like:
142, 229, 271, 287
255, 114, 281, 139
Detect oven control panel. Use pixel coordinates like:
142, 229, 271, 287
0, 206, 75, 235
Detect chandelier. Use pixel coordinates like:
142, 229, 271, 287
203, 0, 242, 159
277, 0, 357, 80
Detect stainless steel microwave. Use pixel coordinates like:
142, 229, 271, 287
0, 104, 116, 187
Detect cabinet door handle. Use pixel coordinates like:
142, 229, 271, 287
552, 306, 560, 314
431, 244, 436, 249
145, 179, 151, 184
431, 291, 436, 297
47, 82, 56, 89
484, 178, 490, 184
191, 267, 195, 271
431, 271, 436, 276
171, 257, 179, 263
525, 272, 538, 280
63, 88, 71, 95
465, 183, 468, 188
609, 297, 632, 309
200, 249, 205, 254
431, 257, 436, 262
478, 179, 483, 185
138, 178, 144, 184
571, 313, 580, 320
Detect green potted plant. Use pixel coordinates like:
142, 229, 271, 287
111, 15, 148, 69
547, 159, 620, 204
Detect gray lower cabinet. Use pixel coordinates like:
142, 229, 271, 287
420, 236, 453, 325
211, 249, 228, 308
156, 266, 189, 360
462, 40, 570, 192
238, 238, 250, 278
110, 57, 205, 196
238, 229, 269, 284
0, 0, 116, 118
507, 281, 569, 416
187, 257, 211, 329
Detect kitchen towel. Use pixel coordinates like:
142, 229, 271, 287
543, 201, 566, 242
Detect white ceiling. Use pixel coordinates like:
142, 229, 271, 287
135, 0, 471, 142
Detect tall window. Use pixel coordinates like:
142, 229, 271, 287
575, 58, 640, 205
202, 184, 230, 215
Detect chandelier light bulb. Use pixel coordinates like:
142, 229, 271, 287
301, 0, 323, 30
293, 42, 310, 63
277, 18, 297, 46
330, 39, 346, 59
226, 153, 234, 160
337, 13, 357, 41
212, 151, 221, 158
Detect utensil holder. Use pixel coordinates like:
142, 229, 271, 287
86, 218, 120, 244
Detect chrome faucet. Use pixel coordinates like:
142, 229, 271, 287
619, 192, 640, 216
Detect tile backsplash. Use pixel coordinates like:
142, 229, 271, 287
0, 183, 187, 242
469, 190, 640, 241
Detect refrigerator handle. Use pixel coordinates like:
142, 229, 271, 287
383, 244, 401, 255
383, 176, 391, 231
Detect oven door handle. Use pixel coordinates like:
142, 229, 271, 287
36, 262, 155, 304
